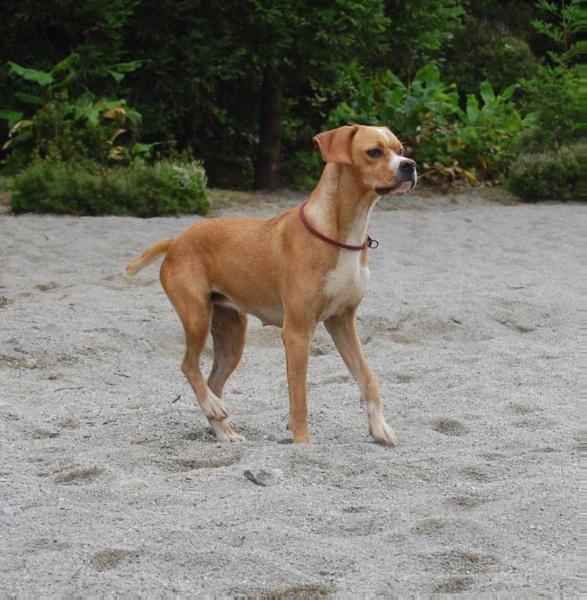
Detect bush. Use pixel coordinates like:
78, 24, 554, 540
11, 159, 209, 216
505, 145, 580, 201
1, 54, 146, 171
326, 63, 535, 183
442, 17, 537, 96
518, 64, 581, 151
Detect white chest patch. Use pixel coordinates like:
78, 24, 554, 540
322, 252, 369, 320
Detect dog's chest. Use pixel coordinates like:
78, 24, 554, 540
321, 253, 369, 319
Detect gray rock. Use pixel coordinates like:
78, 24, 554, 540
0, 507, 19, 517
244, 468, 284, 487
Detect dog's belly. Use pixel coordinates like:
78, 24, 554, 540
211, 292, 284, 326
321, 253, 369, 320
251, 306, 284, 327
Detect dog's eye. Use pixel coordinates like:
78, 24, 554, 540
366, 148, 383, 159
398, 148, 405, 156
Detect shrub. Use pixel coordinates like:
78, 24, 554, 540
505, 145, 580, 201
442, 17, 537, 96
11, 159, 209, 216
326, 63, 535, 183
518, 64, 580, 151
0, 54, 146, 172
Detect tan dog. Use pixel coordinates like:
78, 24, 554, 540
126, 125, 416, 445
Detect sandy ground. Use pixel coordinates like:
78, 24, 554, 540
0, 192, 581, 597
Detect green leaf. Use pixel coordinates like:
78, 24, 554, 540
52, 70, 77, 90
131, 142, 162, 158
51, 52, 80, 74
0, 109, 24, 127
108, 70, 125, 83
479, 81, 495, 106
2, 129, 32, 150
13, 92, 43, 106
499, 84, 518, 101
522, 112, 539, 128
8, 62, 53, 87
111, 60, 144, 73
414, 63, 440, 85
465, 95, 479, 123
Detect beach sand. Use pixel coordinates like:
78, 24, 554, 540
0, 192, 581, 596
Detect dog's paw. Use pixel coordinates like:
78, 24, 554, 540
369, 414, 399, 447
201, 391, 229, 421
211, 419, 246, 443
292, 431, 312, 444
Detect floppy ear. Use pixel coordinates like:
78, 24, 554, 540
313, 125, 358, 165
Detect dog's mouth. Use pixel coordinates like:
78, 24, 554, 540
375, 179, 416, 196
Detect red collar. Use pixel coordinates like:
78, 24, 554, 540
298, 201, 378, 251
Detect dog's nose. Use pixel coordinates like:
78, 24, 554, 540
399, 159, 416, 174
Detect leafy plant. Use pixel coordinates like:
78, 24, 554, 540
532, 0, 579, 65
383, 0, 464, 82
1, 53, 144, 168
516, 0, 581, 153
442, 16, 537, 97
11, 158, 209, 217
503, 1, 581, 202
326, 63, 534, 183
505, 144, 580, 200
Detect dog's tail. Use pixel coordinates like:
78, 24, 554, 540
125, 239, 173, 277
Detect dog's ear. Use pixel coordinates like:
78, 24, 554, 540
313, 125, 358, 165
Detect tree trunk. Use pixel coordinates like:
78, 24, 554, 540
254, 69, 282, 189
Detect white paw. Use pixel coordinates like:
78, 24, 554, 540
201, 389, 228, 421
369, 412, 399, 447
210, 419, 246, 443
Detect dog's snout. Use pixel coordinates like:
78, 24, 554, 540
399, 159, 416, 174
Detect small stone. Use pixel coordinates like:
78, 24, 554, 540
0, 507, 19, 517
244, 467, 284, 487
24, 359, 38, 369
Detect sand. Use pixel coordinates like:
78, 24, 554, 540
0, 192, 581, 597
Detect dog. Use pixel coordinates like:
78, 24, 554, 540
125, 125, 416, 445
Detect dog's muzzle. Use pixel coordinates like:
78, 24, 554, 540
376, 159, 418, 195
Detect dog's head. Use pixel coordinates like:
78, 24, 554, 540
313, 125, 416, 195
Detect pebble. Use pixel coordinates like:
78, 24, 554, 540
244, 468, 284, 487
0, 507, 19, 517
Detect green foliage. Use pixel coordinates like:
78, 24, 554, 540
326, 63, 534, 182
383, 0, 464, 81
515, 0, 581, 159
500, 0, 582, 207
532, 0, 579, 64
1, 53, 144, 171
505, 144, 580, 200
0, 0, 580, 198
11, 159, 209, 216
442, 17, 537, 96
518, 63, 580, 150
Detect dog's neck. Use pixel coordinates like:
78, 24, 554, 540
306, 162, 378, 246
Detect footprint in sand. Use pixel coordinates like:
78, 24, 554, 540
34, 282, 59, 292
434, 576, 474, 593
54, 467, 105, 485
459, 466, 491, 483
431, 418, 469, 436
447, 495, 485, 509
167, 455, 241, 471
92, 549, 137, 571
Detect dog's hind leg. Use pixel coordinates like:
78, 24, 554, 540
160, 260, 243, 442
208, 305, 247, 398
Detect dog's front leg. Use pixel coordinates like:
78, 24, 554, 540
325, 309, 398, 446
281, 319, 315, 444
